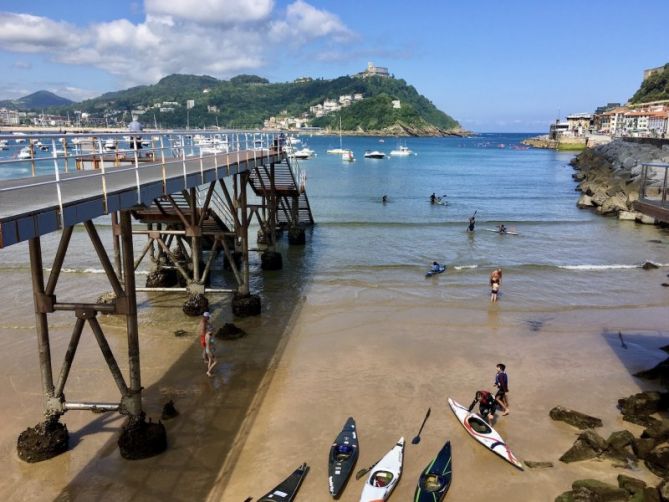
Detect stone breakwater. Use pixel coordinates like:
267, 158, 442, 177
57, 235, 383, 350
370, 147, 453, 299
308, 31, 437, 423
571, 140, 669, 224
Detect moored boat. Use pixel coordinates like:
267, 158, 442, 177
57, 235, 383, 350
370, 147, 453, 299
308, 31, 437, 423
413, 440, 453, 502
448, 398, 523, 470
360, 437, 404, 502
364, 150, 385, 159
256, 462, 309, 502
390, 145, 412, 156
293, 147, 315, 159
342, 149, 355, 162
328, 417, 359, 498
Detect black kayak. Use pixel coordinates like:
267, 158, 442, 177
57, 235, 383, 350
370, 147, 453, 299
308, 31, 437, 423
257, 462, 309, 502
328, 417, 359, 498
413, 441, 453, 502
426, 265, 447, 278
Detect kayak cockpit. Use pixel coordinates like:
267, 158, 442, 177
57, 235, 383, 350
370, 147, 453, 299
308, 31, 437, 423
468, 416, 492, 434
371, 470, 394, 487
420, 473, 447, 492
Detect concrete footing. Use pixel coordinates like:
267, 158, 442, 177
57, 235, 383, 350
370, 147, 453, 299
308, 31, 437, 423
261, 251, 283, 270
117, 415, 167, 460
183, 293, 209, 316
17, 418, 69, 463
232, 293, 261, 317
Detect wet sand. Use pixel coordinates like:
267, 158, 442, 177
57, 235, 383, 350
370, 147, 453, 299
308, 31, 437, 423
213, 283, 669, 501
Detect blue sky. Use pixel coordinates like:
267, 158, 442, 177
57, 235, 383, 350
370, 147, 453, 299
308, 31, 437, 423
0, 0, 667, 132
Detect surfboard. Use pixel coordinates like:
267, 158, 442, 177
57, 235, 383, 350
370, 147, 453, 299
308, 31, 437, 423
484, 228, 519, 235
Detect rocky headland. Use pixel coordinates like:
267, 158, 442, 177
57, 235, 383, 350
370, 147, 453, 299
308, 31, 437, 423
571, 139, 669, 225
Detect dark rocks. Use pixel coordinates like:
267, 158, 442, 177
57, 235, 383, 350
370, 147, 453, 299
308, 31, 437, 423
146, 268, 178, 288
117, 417, 167, 460
173, 329, 188, 337
216, 322, 246, 340
232, 293, 261, 317
524, 460, 554, 468
571, 479, 628, 501
182, 293, 209, 317
617, 474, 647, 495
550, 406, 603, 429
161, 400, 179, 420
96, 291, 117, 305
642, 261, 660, 270
641, 420, 669, 443
560, 430, 608, 463
288, 226, 305, 245
618, 392, 669, 416
632, 437, 656, 460
645, 442, 669, 478
17, 419, 69, 463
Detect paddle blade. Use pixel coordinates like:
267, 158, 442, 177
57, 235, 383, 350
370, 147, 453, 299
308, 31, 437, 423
411, 435, 421, 445
355, 468, 369, 480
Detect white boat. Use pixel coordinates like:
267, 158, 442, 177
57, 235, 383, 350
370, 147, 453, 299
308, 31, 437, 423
17, 146, 32, 159
389, 145, 412, 156
342, 149, 355, 162
286, 135, 301, 145
200, 146, 228, 155
448, 398, 523, 470
0, 140, 8, 150
360, 437, 404, 502
327, 116, 348, 155
293, 147, 315, 159
364, 150, 385, 159
104, 138, 117, 151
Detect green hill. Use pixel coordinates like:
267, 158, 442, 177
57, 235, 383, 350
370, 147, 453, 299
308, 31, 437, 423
630, 63, 669, 103
51, 73, 462, 135
0, 90, 73, 110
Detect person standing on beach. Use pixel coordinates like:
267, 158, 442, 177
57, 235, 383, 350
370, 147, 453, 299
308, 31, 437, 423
205, 329, 218, 377
199, 312, 212, 364
494, 363, 510, 415
489, 268, 502, 302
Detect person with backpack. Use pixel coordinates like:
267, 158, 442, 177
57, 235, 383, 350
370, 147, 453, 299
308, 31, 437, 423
468, 390, 498, 424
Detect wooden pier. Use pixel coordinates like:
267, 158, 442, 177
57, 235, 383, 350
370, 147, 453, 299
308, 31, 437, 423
0, 130, 314, 461
634, 162, 669, 224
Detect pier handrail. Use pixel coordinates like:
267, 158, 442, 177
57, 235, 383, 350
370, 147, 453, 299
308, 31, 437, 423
639, 162, 669, 207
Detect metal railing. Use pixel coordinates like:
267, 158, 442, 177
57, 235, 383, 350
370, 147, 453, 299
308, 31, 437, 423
639, 162, 669, 207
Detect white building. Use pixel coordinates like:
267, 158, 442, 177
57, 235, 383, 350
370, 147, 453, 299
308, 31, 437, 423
186, 100, 195, 109
648, 111, 668, 136
392, 100, 401, 109
358, 62, 390, 78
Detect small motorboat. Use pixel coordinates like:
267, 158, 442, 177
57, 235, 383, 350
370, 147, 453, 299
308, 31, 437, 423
390, 145, 412, 156
256, 462, 309, 502
364, 150, 385, 159
360, 437, 404, 502
328, 417, 359, 498
293, 147, 315, 159
414, 440, 453, 502
17, 146, 32, 159
448, 398, 523, 470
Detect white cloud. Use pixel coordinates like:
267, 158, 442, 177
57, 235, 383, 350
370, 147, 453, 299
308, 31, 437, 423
12, 60, 32, 70
0, 2, 355, 89
144, 0, 274, 24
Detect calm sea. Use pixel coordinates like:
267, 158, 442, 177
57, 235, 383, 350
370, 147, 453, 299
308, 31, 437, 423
0, 132, 668, 318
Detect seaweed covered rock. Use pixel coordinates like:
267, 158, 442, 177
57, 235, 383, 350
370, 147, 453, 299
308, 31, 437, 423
216, 322, 246, 340
550, 406, 603, 429
183, 294, 209, 316
17, 419, 69, 463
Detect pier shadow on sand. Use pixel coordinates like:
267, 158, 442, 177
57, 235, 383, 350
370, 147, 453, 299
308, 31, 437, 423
601, 330, 669, 383
53, 242, 313, 502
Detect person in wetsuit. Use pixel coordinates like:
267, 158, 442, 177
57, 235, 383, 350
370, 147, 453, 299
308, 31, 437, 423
468, 390, 497, 423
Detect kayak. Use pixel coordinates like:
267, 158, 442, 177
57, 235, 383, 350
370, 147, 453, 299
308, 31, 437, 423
448, 398, 523, 470
360, 437, 405, 502
413, 440, 453, 502
425, 265, 447, 278
257, 462, 310, 502
328, 417, 359, 498
483, 228, 519, 235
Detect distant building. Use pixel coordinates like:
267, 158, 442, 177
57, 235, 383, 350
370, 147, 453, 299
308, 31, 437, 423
594, 102, 621, 114
207, 105, 218, 113
294, 77, 313, 84
353, 93, 363, 101
357, 62, 390, 78
203, 88, 210, 94
566, 113, 592, 136
186, 99, 195, 109
392, 99, 401, 109
549, 120, 569, 139
0, 108, 20, 125
648, 111, 669, 136
643, 65, 666, 81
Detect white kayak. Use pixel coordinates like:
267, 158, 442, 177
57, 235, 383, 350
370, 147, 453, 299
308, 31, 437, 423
483, 228, 519, 235
448, 398, 523, 470
360, 437, 405, 502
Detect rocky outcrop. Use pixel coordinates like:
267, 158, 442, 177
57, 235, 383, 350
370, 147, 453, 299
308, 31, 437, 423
571, 140, 669, 224
550, 406, 603, 429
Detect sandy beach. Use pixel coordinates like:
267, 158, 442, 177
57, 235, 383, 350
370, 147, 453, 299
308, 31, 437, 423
212, 279, 669, 501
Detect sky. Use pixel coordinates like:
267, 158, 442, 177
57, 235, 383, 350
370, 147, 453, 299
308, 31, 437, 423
0, 0, 667, 132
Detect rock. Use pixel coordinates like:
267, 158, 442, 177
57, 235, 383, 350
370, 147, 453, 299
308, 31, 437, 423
182, 293, 209, 317
642, 420, 669, 443
642, 261, 660, 270
117, 417, 167, 460
635, 362, 669, 387
623, 414, 662, 428
618, 392, 669, 415
17, 419, 69, 462
577, 194, 594, 208
560, 430, 608, 463
96, 291, 117, 304
618, 210, 639, 221
216, 323, 246, 340
658, 479, 669, 501
633, 437, 658, 460
146, 268, 178, 288
617, 474, 646, 494
161, 400, 179, 420
644, 486, 661, 502
524, 460, 554, 468
636, 214, 657, 225
662, 283, 669, 288
600, 193, 629, 214
645, 442, 669, 478
173, 329, 187, 337
555, 491, 574, 502
550, 406, 603, 429
608, 430, 635, 450
571, 479, 628, 501
231, 293, 261, 317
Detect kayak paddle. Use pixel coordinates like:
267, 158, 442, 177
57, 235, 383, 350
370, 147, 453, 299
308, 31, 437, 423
355, 456, 382, 480
411, 407, 431, 445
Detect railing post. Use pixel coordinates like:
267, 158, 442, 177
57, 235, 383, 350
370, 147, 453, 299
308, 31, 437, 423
159, 135, 167, 193
663, 166, 668, 206
97, 138, 109, 213
132, 135, 141, 204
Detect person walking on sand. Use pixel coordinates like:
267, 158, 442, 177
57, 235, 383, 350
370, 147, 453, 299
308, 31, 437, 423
468, 390, 497, 424
494, 363, 510, 415
199, 311, 212, 364
205, 328, 218, 377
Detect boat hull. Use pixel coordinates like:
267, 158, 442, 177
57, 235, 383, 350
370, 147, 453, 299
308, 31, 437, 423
448, 398, 523, 470
413, 440, 453, 502
328, 417, 359, 498
360, 437, 404, 502
257, 463, 310, 502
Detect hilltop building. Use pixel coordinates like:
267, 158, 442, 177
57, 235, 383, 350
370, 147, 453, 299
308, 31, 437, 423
643, 65, 667, 81
357, 62, 390, 78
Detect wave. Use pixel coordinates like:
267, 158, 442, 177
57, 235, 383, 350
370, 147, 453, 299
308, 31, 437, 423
46, 267, 150, 275
453, 265, 478, 270
558, 263, 669, 271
